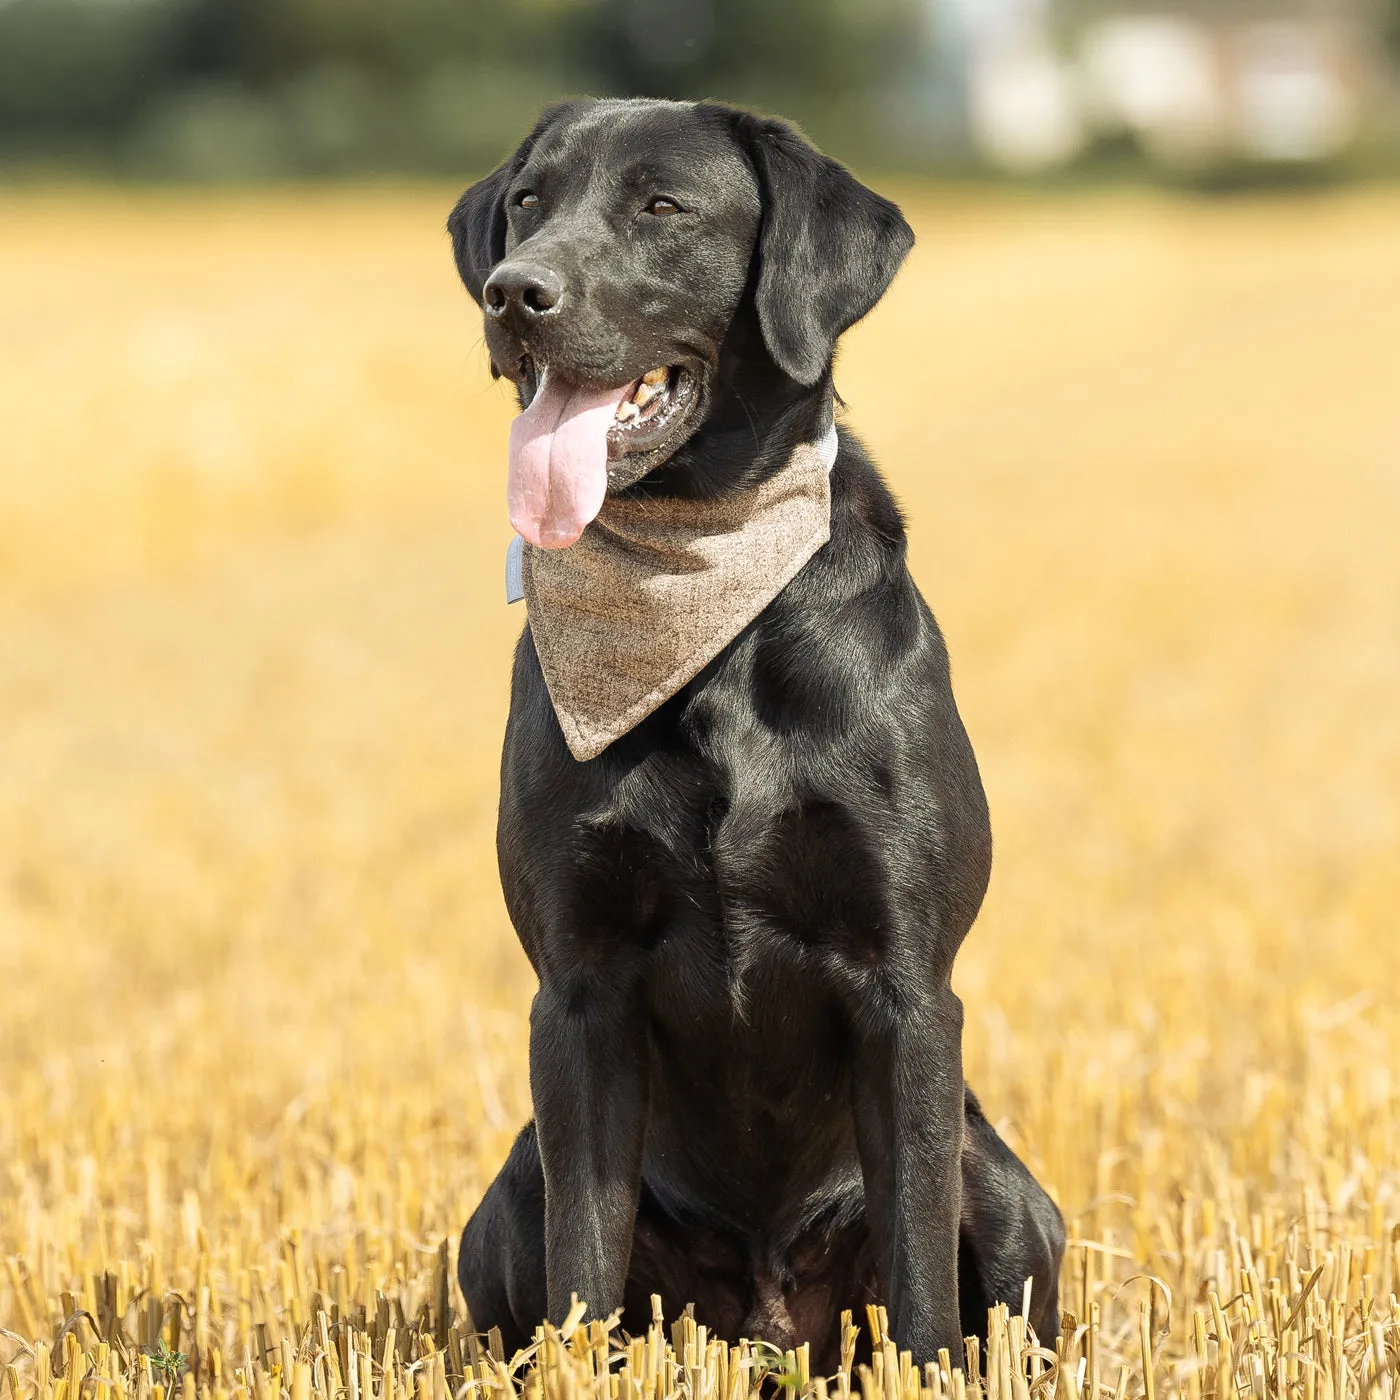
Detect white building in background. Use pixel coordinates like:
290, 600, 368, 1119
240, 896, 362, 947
936, 0, 1084, 169
926, 0, 1385, 171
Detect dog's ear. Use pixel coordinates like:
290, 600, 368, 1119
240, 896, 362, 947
447, 158, 512, 307
733, 112, 914, 387
447, 101, 582, 305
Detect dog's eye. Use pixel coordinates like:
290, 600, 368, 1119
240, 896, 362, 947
515, 192, 539, 210
646, 197, 681, 217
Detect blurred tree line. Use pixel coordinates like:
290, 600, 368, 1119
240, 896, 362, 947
0, 0, 927, 179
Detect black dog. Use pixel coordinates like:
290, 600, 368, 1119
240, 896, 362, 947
449, 98, 1064, 1369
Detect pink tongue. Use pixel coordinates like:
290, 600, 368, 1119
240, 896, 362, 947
508, 368, 633, 548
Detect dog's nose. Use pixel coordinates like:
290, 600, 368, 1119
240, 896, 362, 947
482, 263, 564, 319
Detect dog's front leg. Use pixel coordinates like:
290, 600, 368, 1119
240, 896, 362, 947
851, 982, 966, 1363
529, 971, 649, 1325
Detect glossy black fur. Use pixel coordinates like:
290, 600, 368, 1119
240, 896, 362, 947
448, 98, 1065, 1368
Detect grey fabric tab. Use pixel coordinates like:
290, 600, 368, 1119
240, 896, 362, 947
505, 533, 525, 604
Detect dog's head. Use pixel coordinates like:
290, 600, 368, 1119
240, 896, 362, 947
448, 97, 912, 547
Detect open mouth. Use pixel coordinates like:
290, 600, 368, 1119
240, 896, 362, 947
507, 355, 702, 548
521, 356, 695, 455
610, 365, 694, 446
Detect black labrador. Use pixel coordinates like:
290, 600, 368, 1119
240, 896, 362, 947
448, 97, 1065, 1369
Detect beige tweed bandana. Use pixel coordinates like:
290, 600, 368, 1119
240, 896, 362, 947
505, 419, 839, 761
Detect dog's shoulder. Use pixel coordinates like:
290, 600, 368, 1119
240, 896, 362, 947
761, 426, 947, 676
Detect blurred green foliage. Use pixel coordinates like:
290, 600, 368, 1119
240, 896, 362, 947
2, 0, 1394, 180
0, 0, 921, 178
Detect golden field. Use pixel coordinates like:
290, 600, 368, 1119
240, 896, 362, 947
1, 184, 1398, 1400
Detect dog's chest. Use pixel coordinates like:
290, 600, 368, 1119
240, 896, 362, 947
589, 637, 905, 994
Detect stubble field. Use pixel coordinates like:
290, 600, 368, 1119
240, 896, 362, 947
1, 184, 1398, 1400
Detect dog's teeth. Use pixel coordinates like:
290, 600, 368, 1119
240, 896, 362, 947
632, 382, 657, 408
616, 401, 640, 423
641, 367, 668, 385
